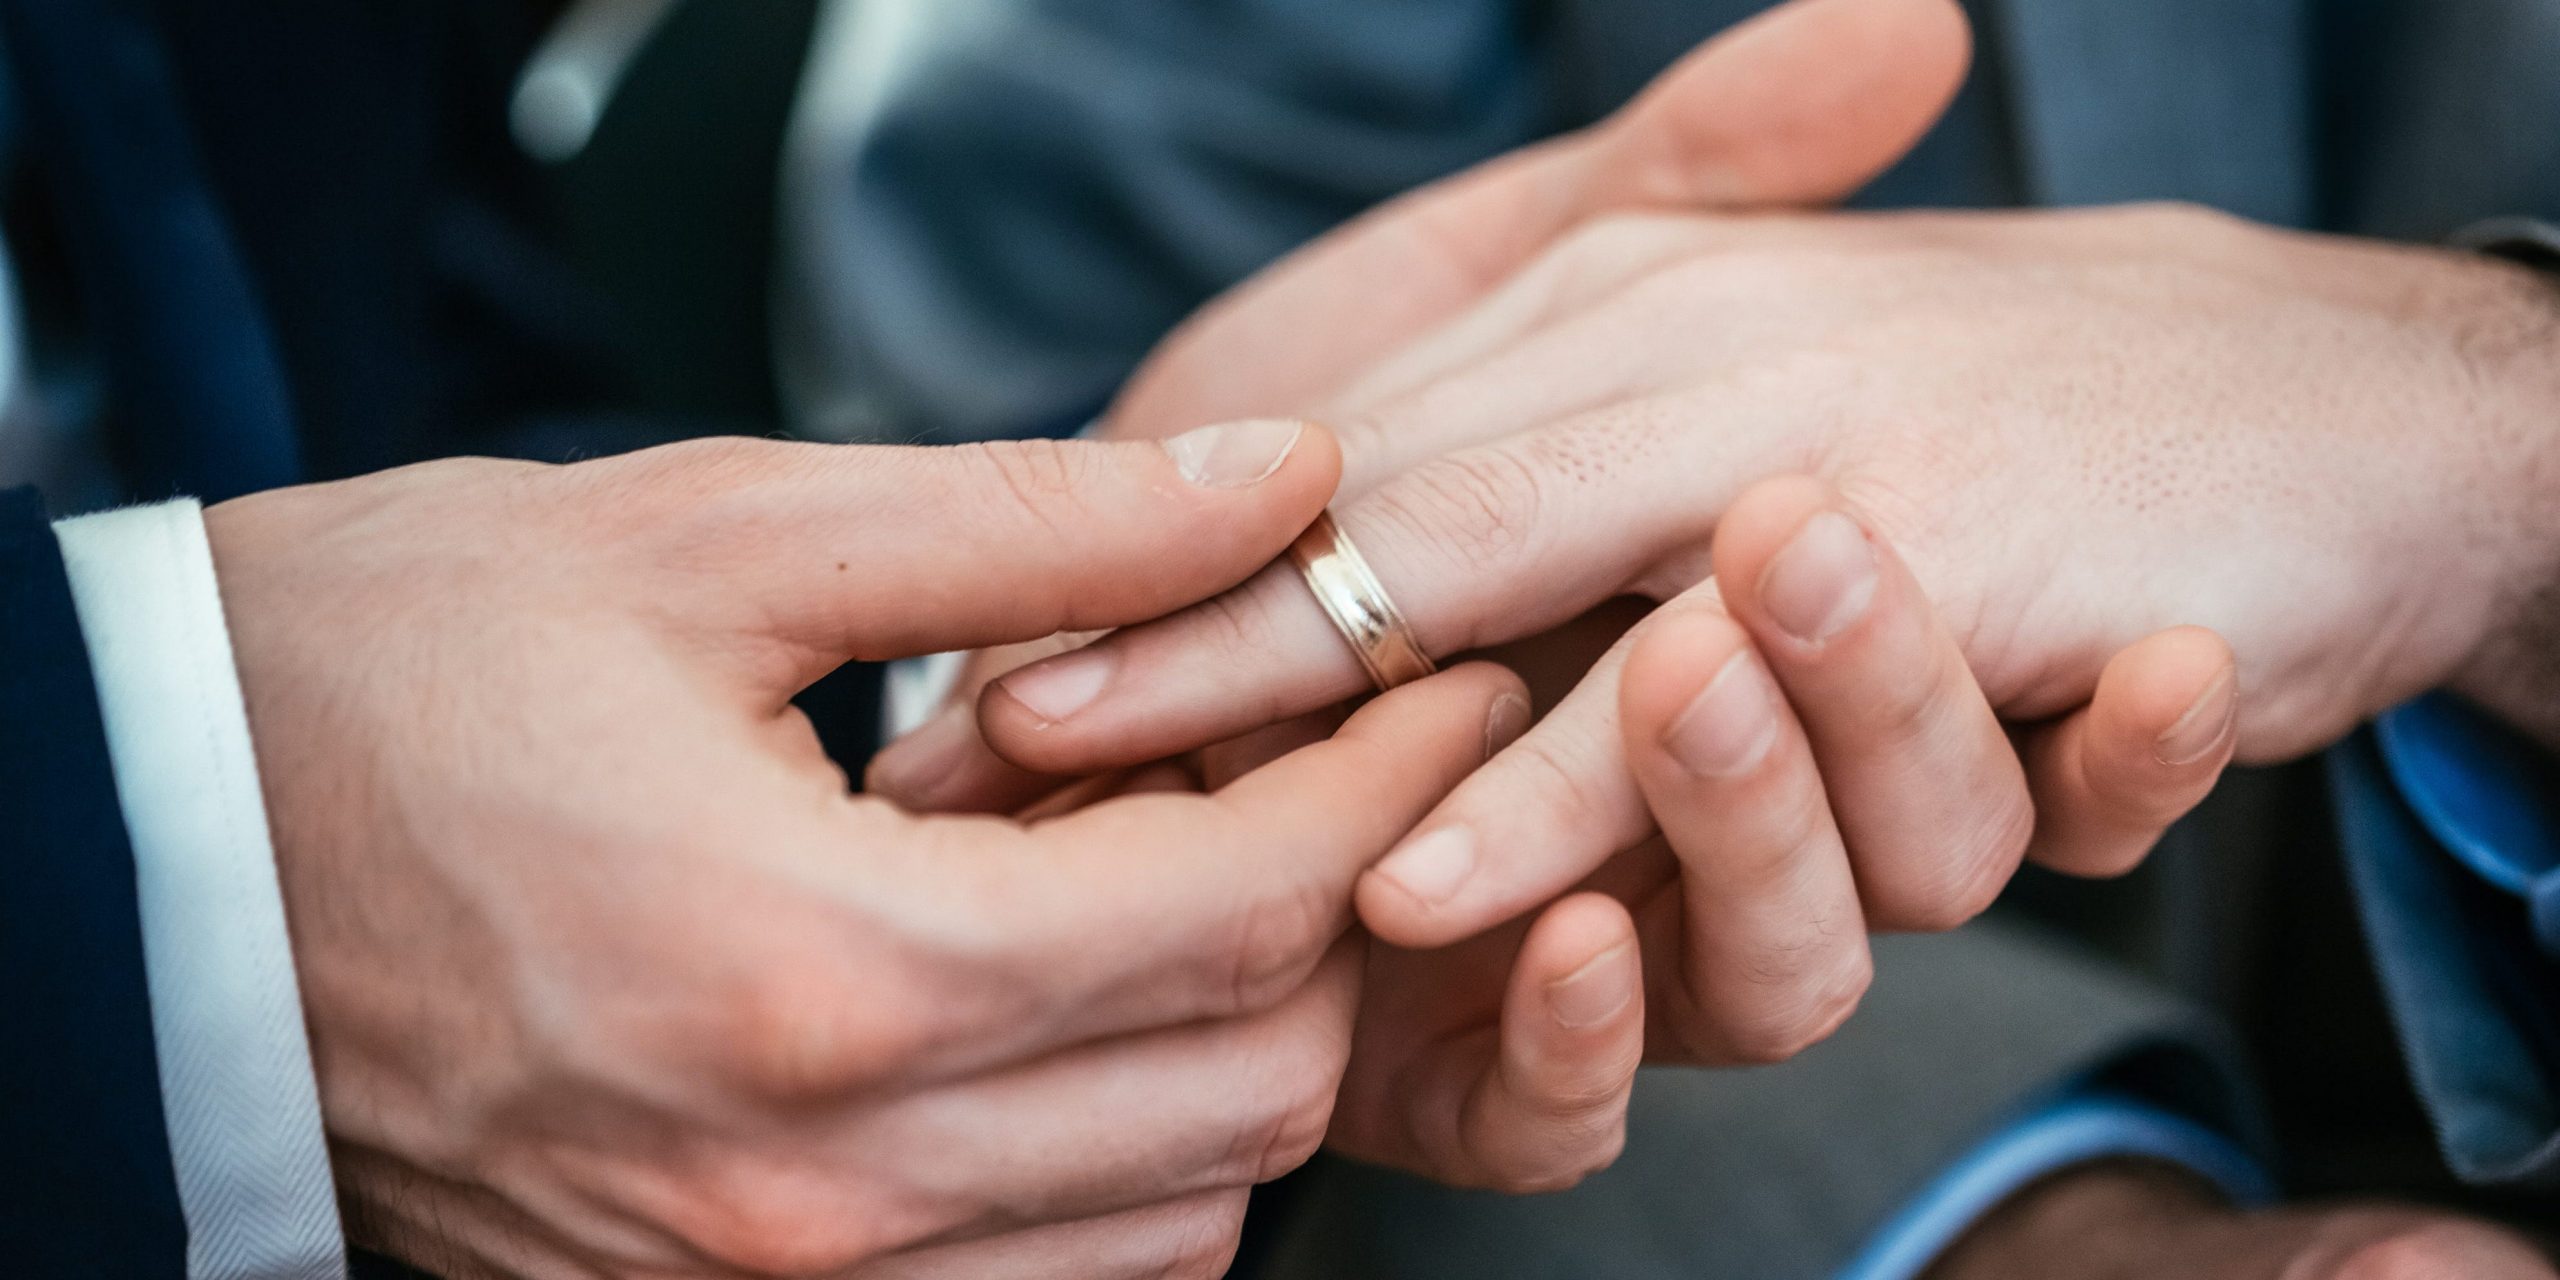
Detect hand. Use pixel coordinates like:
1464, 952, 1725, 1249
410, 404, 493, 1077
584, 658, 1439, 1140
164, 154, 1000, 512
207, 424, 1518, 1278
904, 206, 2560, 1059
863, 0, 1985, 1185
869, 0, 1978, 815
1314, 478, 2235, 1196
1924, 1160, 2556, 1280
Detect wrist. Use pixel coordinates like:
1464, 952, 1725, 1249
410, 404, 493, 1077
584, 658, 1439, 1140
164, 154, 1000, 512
2445, 246, 2560, 751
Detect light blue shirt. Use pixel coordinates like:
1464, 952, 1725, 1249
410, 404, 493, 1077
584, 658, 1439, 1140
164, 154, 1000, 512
2330, 696, 2560, 1188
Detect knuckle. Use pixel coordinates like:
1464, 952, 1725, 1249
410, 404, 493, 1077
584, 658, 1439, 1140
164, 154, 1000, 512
1474, 1123, 1634, 1194
1219, 881, 1339, 1016
1324, 409, 1394, 470
1536, 212, 1709, 298
1366, 447, 1546, 583
1854, 658, 1950, 748
1498, 731, 1618, 835
1161, 1205, 1249, 1280
1496, 1123, 1629, 1195
1725, 783, 1838, 900
1186, 574, 1295, 668
1875, 830, 2017, 934
1710, 949, 1871, 1066
1937, 793, 2037, 923
1651, 242, 1861, 307
663, 1159, 909, 1276
1222, 1038, 1346, 1185
1250, 1091, 1336, 1184
615, 440, 807, 562
619, 436, 783, 498
713, 945, 938, 1100
1535, 1063, 1638, 1122
969, 438, 1095, 532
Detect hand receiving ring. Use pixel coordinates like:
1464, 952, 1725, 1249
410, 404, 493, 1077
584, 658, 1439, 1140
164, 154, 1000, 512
1289, 510, 1437, 692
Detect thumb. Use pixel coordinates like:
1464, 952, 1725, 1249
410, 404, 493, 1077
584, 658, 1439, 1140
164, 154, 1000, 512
1111, 0, 1971, 436
621, 424, 1340, 696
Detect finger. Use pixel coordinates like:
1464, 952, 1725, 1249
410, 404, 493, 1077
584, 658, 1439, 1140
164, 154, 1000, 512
852, 1190, 1250, 1280
603, 945, 1357, 1274
1359, 638, 1653, 947
605, 421, 1339, 695
1712, 477, 2033, 933
1109, 0, 1971, 438
1409, 894, 1645, 1192
334, 1146, 604, 1280
870, 633, 1100, 813
1616, 599, 1875, 1064
2253, 1211, 2560, 1280
861, 945, 1361, 1252
987, 663, 1530, 1046
2021, 627, 2238, 878
1010, 762, 1198, 823
981, 413, 1764, 775
1198, 710, 1349, 790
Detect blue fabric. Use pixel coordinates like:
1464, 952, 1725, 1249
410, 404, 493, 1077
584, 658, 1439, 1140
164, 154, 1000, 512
2375, 693, 2560, 938
0, 486, 187, 1277
2330, 724, 2560, 1188
1837, 1090, 2273, 1280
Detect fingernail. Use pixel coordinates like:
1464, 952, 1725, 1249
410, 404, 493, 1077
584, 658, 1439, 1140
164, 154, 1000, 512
2155, 669, 2237, 766
867, 701, 976, 804
1548, 943, 1637, 1029
1662, 651, 1779, 778
1377, 827, 1475, 908
1760, 511, 1878, 644
1162, 418, 1304, 488
994, 648, 1117, 726
1484, 694, 1532, 762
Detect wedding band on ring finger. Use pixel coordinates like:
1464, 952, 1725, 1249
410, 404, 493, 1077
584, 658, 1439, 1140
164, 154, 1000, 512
1287, 510, 1436, 693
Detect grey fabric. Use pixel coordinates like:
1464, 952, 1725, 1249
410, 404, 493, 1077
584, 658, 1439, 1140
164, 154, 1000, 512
1253, 924, 2254, 1280
776, 0, 2560, 445
777, 0, 1543, 442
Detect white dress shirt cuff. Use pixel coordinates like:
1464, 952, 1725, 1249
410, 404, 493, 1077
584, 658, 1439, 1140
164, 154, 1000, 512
56, 500, 348, 1280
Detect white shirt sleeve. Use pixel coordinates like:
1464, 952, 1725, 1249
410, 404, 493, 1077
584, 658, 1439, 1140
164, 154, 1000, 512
55, 500, 348, 1280
884, 649, 967, 738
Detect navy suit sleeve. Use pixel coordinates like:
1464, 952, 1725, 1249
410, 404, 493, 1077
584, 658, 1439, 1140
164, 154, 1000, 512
0, 486, 188, 1276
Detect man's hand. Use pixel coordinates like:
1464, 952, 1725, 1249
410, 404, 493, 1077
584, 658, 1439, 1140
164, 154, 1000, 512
869, 0, 1976, 813
1308, 479, 2236, 1189
1925, 1160, 2556, 1280
204, 424, 1522, 1278
897, 205, 2560, 1074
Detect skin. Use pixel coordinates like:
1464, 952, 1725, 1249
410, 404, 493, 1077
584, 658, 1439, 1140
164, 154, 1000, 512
870, 0, 2031, 1193
198, 0, 2553, 1270
893, 206, 2560, 1040
864, 0, 2560, 1247
208, 424, 1546, 1279
181, 6, 2013, 1272
1922, 1161, 2555, 1280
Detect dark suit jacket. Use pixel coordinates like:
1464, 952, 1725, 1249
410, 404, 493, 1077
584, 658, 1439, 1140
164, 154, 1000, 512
0, 486, 185, 1276
0, 3, 835, 1275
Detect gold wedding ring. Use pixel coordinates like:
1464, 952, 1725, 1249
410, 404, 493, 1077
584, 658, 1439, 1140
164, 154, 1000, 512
1287, 511, 1437, 692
